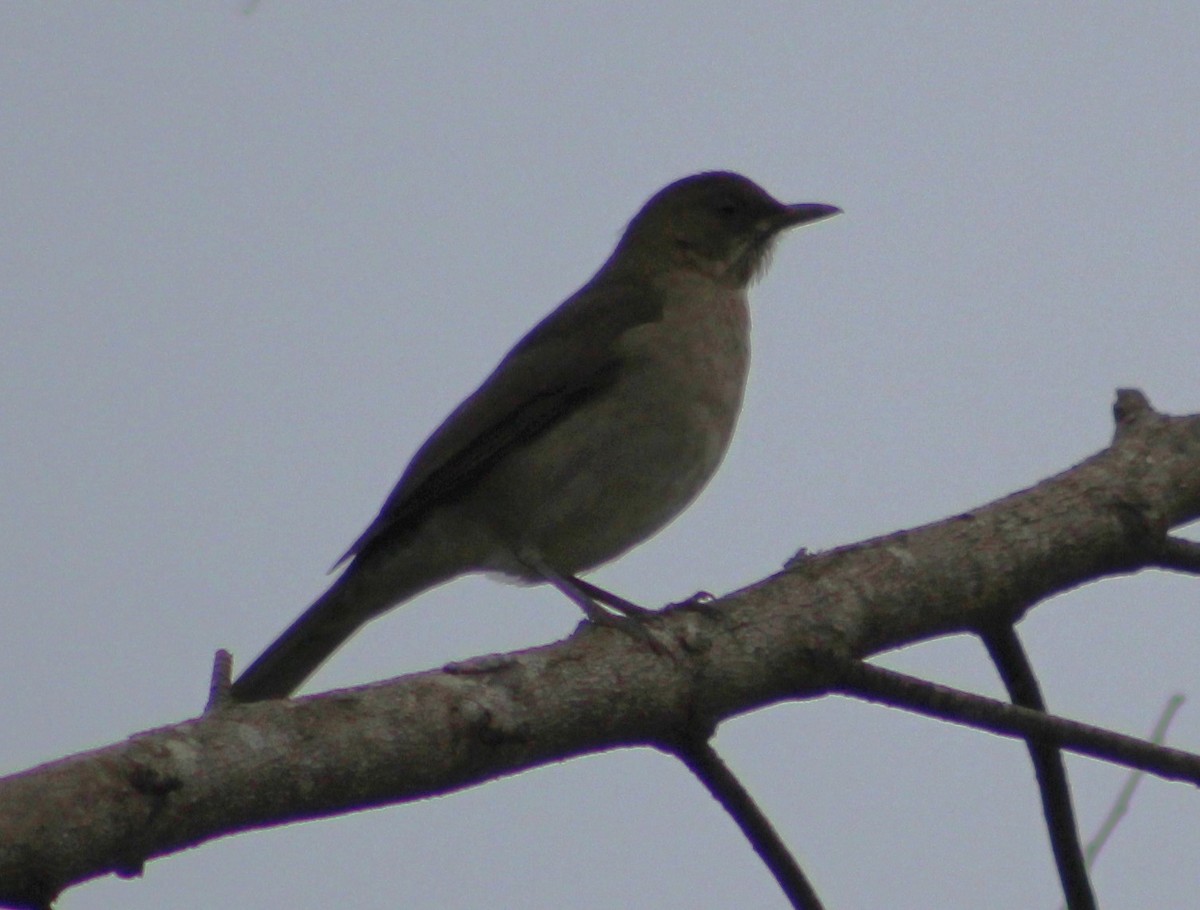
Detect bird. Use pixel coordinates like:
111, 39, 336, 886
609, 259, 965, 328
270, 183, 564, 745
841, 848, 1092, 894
230, 171, 839, 701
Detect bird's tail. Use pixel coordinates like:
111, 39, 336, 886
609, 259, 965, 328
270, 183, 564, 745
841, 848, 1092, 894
229, 554, 445, 702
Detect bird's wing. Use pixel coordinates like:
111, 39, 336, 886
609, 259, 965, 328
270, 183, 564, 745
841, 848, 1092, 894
335, 277, 663, 565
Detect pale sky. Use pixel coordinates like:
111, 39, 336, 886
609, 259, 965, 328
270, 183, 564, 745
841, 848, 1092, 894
3, 5, 1198, 908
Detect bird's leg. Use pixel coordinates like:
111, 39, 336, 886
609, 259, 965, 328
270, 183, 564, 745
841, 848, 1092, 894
569, 576, 656, 617
521, 554, 659, 645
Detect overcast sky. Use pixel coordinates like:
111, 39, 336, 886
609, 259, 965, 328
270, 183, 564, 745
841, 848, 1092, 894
4, 5, 1198, 908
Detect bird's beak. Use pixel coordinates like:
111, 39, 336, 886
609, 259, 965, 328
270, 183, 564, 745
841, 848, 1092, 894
779, 202, 842, 229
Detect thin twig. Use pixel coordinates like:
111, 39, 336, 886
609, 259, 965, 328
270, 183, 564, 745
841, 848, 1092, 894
670, 738, 825, 910
824, 657, 1200, 783
1081, 695, 1185, 869
981, 623, 1095, 910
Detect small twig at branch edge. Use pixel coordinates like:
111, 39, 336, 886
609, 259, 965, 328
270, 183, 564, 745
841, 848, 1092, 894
206, 650, 234, 712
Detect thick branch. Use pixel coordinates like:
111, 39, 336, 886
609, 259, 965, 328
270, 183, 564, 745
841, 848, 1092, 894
2, 389, 1199, 907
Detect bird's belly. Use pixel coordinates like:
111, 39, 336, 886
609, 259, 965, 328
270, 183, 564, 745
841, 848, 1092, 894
468, 294, 750, 576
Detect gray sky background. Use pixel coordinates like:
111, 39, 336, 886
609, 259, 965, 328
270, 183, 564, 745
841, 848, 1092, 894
4, 5, 1198, 908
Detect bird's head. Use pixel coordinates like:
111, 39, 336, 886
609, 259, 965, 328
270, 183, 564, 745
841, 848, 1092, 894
615, 171, 840, 287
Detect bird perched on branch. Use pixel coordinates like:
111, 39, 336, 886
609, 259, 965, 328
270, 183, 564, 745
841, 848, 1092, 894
230, 171, 840, 702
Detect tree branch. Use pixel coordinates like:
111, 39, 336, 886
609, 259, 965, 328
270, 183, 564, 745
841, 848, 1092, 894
2, 389, 1199, 908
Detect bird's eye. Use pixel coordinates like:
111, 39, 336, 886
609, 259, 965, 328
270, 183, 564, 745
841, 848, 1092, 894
716, 202, 740, 217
